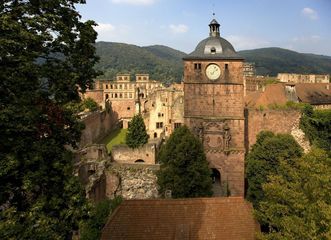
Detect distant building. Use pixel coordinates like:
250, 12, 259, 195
244, 76, 268, 95
142, 85, 184, 139
277, 73, 330, 83
84, 74, 163, 128
243, 62, 256, 77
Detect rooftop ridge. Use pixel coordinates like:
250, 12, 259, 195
122, 197, 246, 206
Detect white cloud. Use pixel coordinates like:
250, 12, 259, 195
95, 23, 115, 33
292, 35, 321, 43
111, 0, 155, 5
169, 24, 189, 34
94, 23, 133, 42
225, 35, 271, 50
301, 7, 318, 20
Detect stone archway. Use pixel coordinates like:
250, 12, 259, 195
211, 168, 222, 197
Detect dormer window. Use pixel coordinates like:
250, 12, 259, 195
211, 47, 216, 54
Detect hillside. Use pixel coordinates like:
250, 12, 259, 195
239, 48, 331, 76
94, 42, 186, 84
94, 42, 331, 83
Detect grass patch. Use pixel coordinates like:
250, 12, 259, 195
100, 128, 127, 153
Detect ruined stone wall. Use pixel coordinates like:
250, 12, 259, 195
106, 164, 159, 199
246, 108, 301, 148
143, 88, 184, 138
80, 109, 117, 147
82, 89, 104, 105
111, 100, 136, 120
111, 142, 159, 164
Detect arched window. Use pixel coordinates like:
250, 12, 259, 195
105, 94, 109, 100
135, 159, 145, 163
154, 132, 157, 138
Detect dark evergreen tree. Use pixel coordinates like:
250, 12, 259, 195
0, 1, 99, 239
157, 126, 213, 198
126, 114, 149, 148
246, 131, 303, 208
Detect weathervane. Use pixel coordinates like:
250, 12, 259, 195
212, 2, 216, 17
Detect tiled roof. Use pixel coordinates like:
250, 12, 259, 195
295, 83, 331, 105
183, 37, 243, 60
101, 197, 259, 240
245, 84, 288, 108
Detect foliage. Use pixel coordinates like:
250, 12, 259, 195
300, 107, 331, 151
101, 128, 127, 153
94, 42, 186, 84
94, 44, 331, 81
263, 77, 279, 86
80, 196, 123, 240
126, 114, 149, 149
65, 98, 99, 114
256, 148, 331, 240
82, 97, 99, 112
265, 101, 309, 110
0, 0, 99, 239
246, 131, 303, 208
239, 47, 331, 76
157, 126, 213, 198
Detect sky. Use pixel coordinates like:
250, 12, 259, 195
76, 0, 331, 56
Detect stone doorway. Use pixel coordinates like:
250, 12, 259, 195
211, 168, 222, 196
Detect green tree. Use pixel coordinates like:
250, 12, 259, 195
157, 126, 213, 198
126, 114, 149, 148
246, 131, 303, 208
256, 148, 331, 240
80, 196, 123, 240
82, 97, 99, 112
300, 106, 331, 151
0, 1, 99, 239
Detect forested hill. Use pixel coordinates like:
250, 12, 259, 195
94, 42, 331, 84
238, 47, 331, 76
94, 42, 186, 84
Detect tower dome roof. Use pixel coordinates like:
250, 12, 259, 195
184, 19, 243, 60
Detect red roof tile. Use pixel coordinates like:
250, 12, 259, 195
245, 84, 288, 108
101, 197, 259, 240
295, 83, 331, 105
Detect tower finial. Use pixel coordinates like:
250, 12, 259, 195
212, 2, 216, 17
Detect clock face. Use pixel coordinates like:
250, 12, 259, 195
206, 64, 221, 80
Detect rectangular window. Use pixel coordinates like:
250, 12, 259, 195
174, 123, 182, 129
225, 64, 228, 70
194, 63, 201, 70
156, 122, 163, 129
